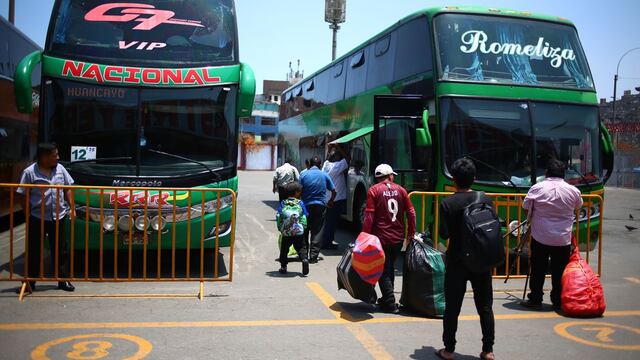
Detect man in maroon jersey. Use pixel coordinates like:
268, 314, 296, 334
362, 164, 416, 313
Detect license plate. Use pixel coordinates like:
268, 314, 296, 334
122, 233, 146, 246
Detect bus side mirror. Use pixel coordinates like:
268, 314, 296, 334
600, 121, 614, 184
237, 62, 256, 117
416, 109, 432, 147
14, 50, 42, 114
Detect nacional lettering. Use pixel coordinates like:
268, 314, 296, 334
459, 30, 576, 68
61, 60, 222, 85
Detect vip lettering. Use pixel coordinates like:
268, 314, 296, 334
459, 30, 576, 68
119, 41, 167, 51
61, 60, 221, 85
84, 3, 204, 31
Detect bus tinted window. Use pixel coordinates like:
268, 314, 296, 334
394, 16, 432, 81
327, 62, 345, 103
346, 48, 368, 97
48, 0, 237, 65
435, 14, 593, 90
367, 34, 395, 89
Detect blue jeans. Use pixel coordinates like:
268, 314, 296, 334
322, 200, 345, 247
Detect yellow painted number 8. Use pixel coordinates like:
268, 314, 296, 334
67, 341, 113, 360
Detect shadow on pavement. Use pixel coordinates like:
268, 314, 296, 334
264, 270, 302, 278
411, 346, 479, 360
262, 200, 280, 211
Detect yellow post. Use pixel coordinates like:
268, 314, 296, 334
198, 281, 205, 301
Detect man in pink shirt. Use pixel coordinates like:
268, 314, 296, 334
521, 159, 583, 310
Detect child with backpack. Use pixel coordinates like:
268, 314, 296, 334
276, 181, 310, 276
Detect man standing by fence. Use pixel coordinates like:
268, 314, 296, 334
273, 158, 300, 202
16, 143, 75, 292
521, 159, 583, 310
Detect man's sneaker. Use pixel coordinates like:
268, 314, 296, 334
308, 258, 318, 264
519, 300, 543, 310
58, 282, 75, 292
302, 259, 309, 276
279, 267, 287, 274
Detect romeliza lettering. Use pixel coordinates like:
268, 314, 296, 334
459, 30, 576, 68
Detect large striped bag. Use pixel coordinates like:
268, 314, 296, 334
352, 232, 385, 285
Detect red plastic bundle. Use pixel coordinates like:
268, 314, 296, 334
351, 232, 385, 285
561, 237, 606, 317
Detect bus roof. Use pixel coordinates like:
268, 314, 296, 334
282, 6, 575, 95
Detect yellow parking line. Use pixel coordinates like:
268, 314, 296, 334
1, 310, 638, 331
307, 282, 394, 360
624, 277, 640, 284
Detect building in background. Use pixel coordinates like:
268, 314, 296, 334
600, 88, 640, 188
238, 80, 289, 170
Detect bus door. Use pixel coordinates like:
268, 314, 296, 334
372, 95, 432, 191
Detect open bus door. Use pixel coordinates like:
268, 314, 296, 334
372, 95, 433, 191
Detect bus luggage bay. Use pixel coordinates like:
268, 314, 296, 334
278, 6, 614, 249
13, 0, 255, 250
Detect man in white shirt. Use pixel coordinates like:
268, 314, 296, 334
321, 145, 350, 250
273, 159, 300, 202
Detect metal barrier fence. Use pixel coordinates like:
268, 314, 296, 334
408, 192, 604, 279
0, 183, 236, 300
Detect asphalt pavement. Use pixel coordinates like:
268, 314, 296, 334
0, 171, 639, 360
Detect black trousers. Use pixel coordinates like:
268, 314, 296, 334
528, 238, 571, 305
443, 263, 494, 353
27, 216, 70, 279
277, 186, 287, 202
378, 243, 402, 307
306, 204, 326, 260
279, 235, 307, 267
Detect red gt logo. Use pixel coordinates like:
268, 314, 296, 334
85, 2, 204, 31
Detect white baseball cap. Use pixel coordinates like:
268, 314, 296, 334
374, 164, 398, 178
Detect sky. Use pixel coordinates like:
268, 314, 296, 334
2, 0, 639, 99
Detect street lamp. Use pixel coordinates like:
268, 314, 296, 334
325, 0, 346, 61
612, 47, 640, 125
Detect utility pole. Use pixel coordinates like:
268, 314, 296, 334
325, 0, 346, 61
9, 0, 15, 24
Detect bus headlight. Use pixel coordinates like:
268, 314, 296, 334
103, 216, 115, 232
118, 215, 131, 231
590, 205, 599, 217
579, 208, 587, 220
150, 216, 166, 231
135, 216, 149, 231
203, 195, 234, 213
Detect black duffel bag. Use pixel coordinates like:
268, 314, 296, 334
337, 243, 377, 304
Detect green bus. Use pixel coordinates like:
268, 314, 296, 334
14, 0, 255, 249
278, 6, 614, 247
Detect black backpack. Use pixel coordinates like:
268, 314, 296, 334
461, 192, 505, 273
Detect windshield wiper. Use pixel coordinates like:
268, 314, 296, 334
68, 156, 133, 164
465, 155, 518, 189
147, 149, 222, 182
570, 165, 596, 192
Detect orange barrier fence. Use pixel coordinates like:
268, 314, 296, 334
0, 183, 236, 300
408, 192, 604, 279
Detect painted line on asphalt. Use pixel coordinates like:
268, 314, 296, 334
1, 311, 639, 331
306, 282, 394, 360
624, 277, 640, 284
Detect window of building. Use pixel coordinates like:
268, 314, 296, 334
261, 117, 276, 126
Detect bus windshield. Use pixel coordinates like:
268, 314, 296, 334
441, 98, 601, 187
48, 0, 236, 65
435, 13, 594, 90
45, 78, 237, 177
